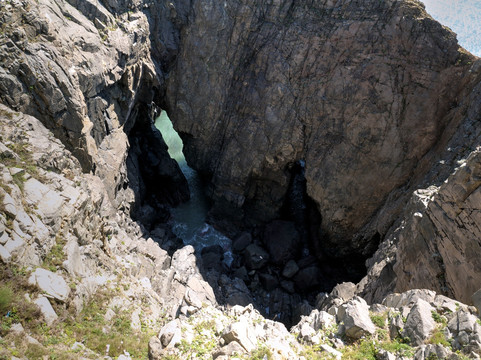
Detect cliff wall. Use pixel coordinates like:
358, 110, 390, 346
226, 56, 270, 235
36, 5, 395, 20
1, 0, 481, 306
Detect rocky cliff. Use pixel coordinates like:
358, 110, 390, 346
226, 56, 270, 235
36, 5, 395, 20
1, 0, 481, 343
164, 0, 479, 257
161, 0, 481, 304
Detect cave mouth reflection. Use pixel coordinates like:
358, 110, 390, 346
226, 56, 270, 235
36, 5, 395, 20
154, 111, 233, 265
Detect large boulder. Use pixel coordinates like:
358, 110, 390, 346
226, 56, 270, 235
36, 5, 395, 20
222, 317, 257, 352
28, 268, 70, 302
403, 299, 436, 346
339, 297, 376, 340
244, 244, 269, 270
33, 296, 58, 326
263, 220, 300, 266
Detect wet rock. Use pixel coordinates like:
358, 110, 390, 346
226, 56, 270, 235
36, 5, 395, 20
165, 0, 479, 281
232, 232, 252, 252
259, 273, 278, 291
280, 280, 295, 294
201, 245, 224, 272
282, 260, 299, 279
233, 266, 249, 282
263, 220, 300, 266
294, 265, 321, 292
244, 244, 269, 270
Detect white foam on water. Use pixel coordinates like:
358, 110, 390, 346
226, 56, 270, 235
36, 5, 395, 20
155, 112, 233, 257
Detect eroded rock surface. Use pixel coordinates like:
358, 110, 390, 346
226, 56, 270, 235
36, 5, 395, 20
164, 0, 480, 260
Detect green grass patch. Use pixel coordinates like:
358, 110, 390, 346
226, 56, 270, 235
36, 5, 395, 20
379, 338, 415, 358
0, 284, 14, 316
0, 267, 42, 337
60, 291, 155, 359
370, 313, 387, 328
427, 329, 450, 347
431, 311, 447, 326
42, 234, 67, 272
250, 345, 273, 360
342, 338, 377, 360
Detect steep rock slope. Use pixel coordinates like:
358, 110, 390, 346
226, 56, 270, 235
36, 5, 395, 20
0, 0, 189, 220
360, 76, 481, 304
164, 0, 479, 260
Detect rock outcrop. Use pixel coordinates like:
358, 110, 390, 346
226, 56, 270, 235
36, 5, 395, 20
163, 0, 480, 260
0, 0, 189, 225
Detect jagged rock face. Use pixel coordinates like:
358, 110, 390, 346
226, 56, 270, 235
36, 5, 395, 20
0, 0, 189, 217
164, 0, 477, 256
358, 75, 481, 305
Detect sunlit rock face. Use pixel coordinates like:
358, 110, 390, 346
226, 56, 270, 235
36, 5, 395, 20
163, 0, 480, 258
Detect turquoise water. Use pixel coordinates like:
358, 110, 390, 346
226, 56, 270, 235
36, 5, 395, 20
423, 0, 481, 57
154, 112, 232, 260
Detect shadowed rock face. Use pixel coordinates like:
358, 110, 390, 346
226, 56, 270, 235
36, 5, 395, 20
163, 0, 478, 257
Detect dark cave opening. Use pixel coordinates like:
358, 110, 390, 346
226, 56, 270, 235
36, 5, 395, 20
126, 108, 373, 327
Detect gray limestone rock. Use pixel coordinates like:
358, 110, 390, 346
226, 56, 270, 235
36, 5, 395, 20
0, 245, 11, 263
383, 289, 437, 309
414, 344, 452, 360
403, 299, 436, 346
222, 317, 257, 352
263, 220, 300, 266
158, 319, 181, 349
320, 344, 342, 360
331, 282, 357, 302
1, 189, 17, 219
213, 341, 245, 359
340, 297, 376, 340
33, 296, 58, 326
28, 268, 70, 302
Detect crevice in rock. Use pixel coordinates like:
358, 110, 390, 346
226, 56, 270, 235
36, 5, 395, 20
126, 104, 190, 231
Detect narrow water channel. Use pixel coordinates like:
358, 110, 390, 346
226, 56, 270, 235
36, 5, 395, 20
155, 111, 232, 263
